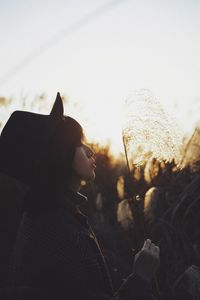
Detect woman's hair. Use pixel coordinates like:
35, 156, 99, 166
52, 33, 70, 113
22, 116, 84, 214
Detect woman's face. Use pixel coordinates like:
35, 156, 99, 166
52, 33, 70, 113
72, 144, 96, 181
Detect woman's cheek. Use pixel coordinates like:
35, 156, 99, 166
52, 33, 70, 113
79, 156, 90, 175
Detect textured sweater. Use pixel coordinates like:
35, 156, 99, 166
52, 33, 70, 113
7, 188, 154, 300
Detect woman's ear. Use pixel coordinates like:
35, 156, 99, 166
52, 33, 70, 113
50, 92, 64, 120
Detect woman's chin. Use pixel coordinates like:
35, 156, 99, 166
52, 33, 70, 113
87, 170, 95, 182
90, 171, 96, 181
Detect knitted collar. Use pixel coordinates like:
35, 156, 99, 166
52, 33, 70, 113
60, 186, 89, 226
62, 186, 88, 206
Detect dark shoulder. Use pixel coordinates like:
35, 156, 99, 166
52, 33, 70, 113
20, 207, 82, 234
18, 207, 90, 246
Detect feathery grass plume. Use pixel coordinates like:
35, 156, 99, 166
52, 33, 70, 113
122, 89, 183, 167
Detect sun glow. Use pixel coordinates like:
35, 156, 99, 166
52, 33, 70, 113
0, 0, 199, 160
61, 89, 184, 164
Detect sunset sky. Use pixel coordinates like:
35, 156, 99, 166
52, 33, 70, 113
0, 0, 200, 155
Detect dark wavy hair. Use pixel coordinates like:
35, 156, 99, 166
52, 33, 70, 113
22, 116, 84, 214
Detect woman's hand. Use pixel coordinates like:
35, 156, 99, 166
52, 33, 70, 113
133, 239, 160, 283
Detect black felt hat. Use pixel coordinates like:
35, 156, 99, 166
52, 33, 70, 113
0, 92, 65, 184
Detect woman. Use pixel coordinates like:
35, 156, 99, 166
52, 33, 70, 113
0, 93, 159, 299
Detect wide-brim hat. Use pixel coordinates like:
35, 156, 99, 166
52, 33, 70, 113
0, 92, 65, 185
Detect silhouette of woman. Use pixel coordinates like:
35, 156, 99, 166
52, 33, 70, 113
0, 93, 159, 299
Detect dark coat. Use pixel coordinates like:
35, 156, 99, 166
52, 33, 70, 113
7, 189, 154, 300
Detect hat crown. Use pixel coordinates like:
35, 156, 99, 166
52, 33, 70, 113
0, 92, 65, 184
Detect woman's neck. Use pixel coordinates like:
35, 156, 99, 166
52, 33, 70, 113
67, 176, 82, 193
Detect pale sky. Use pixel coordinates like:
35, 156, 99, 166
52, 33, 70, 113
0, 0, 200, 155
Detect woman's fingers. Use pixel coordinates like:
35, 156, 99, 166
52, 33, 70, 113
149, 243, 160, 254
133, 239, 160, 282
154, 245, 160, 254
142, 239, 160, 256
142, 239, 152, 250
